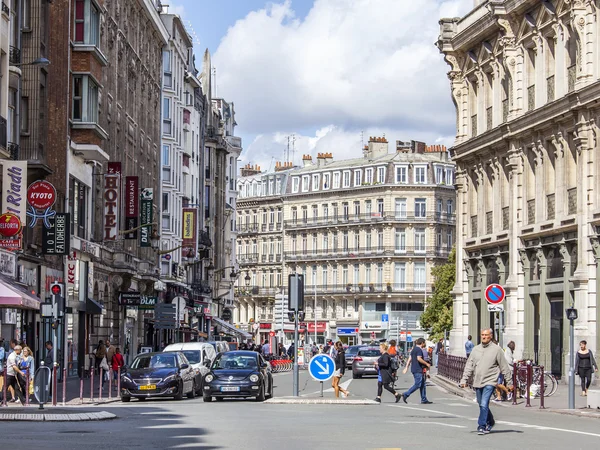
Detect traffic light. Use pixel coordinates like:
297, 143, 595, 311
50, 282, 65, 317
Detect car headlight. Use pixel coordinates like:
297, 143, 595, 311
163, 373, 178, 382
249, 374, 259, 383
205, 374, 214, 383
122, 375, 133, 383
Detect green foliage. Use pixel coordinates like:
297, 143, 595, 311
420, 247, 456, 340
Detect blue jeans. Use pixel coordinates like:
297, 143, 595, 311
475, 385, 496, 429
404, 371, 427, 402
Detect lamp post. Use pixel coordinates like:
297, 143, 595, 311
566, 307, 578, 409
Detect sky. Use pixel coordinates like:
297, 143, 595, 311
166, 0, 473, 172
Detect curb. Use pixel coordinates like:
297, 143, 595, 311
0, 411, 117, 422
265, 397, 378, 405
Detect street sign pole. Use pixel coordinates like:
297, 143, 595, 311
293, 309, 299, 397
566, 307, 577, 410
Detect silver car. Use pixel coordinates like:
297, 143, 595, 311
351, 347, 381, 378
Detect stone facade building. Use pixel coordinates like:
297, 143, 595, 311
236, 138, 456, 345
439, 0, 600, 376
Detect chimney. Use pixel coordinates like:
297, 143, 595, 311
396, 140, 411, 153
302, 154, 313, 167
240, 163, 262, 177
424, 144, 448, 153
366, 136, 389, 159
275, 161, 292, 172
316, 152, 333, 167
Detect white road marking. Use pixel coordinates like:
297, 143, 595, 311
302, 379, 352, 396
387, 404, 459, 416
390, 420, 466, 428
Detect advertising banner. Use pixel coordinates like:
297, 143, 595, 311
2, 160, 27, 227
103, 173, 120, 240
124, 176, 139, 239
181, 207, 197, 258
42, 213, 71, 255
140, 188, 153, 247
119, 292, 142, 306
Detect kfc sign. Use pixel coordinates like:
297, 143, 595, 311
103, 173, 120, 240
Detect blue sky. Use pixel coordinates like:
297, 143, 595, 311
169, 0, 473, 172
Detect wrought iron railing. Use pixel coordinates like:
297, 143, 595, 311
568, 188, 577, 215
283, 246, 450, 261
8, 142, 19, 160
546, 75, 555, 102
527, 199, 535, 224
502, 206, 509, 231
547, 193, 555, 220
471, 215, 477, 238
0, 116, 6, 150
284, 211, 456, 229
437, 353, 469, 384
527, 85, 535, 111
9, 46, 21, 65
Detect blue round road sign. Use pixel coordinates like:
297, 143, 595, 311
485, 284, 505, 304
308, 354, 336, 382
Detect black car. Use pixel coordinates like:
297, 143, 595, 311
202, 351, 273, 402
120, 352, 197, 402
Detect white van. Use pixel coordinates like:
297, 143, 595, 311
163, 342, 217, 380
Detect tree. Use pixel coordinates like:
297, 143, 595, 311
420, 247, 456, 340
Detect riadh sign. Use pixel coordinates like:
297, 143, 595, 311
124, 176, 139, 239
42, 213, 70, 255
2, 160, 27, 227
103, 173, 120, 240
140, 188, 153, 247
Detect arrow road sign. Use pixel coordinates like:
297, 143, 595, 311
485, 284, 505, 305
308, 354, 335, 382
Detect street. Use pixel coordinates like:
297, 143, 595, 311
2, 370, 599, 450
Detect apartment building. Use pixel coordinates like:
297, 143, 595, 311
235, 138, 456, 345
439, 0, 600, 375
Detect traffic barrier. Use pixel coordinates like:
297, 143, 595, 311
90, 370, 94, 402
99, 368, 103, 401
52, 365, 58, 407
25, 371, 30, 407
437, 353, 468, 384
512, 363, 518, 405
1, 367, 6, 407
80, 378, 84, 404
108, 369, 112, 399
62, 369, 67, 405
539, 366, 545, 409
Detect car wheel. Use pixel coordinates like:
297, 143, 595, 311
174, 381, 184, 401
203, 395, 212, 402
121, 396, 130, 403
255, 385, 266, 402
187, 382, 196, 399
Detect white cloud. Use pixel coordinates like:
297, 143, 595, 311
213, 0, 473, 168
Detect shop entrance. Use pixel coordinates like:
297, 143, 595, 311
549, 297, 564, 378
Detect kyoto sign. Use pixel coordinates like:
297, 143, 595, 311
42, 213, 71, 255
124, 176, 139, 239
2, 160, 27, 227
140, 188, 153, 247
308, 354, 335, 382
103, 173, 120, 240
26, 180, 57, 228
485, 284, 505, 305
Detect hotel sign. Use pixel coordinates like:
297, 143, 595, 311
42, 213, 71, 255
103, 173, 120, 240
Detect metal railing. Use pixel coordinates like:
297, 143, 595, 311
437, 353, 468, 384
9, 46, 21, 65
283, 246, 450, 260
8, 142, 19, 160
527, 85, 535, 111
568, 188, 577, 215
284, 211, 456, 229
0, 116, 6, 150
527, 199, 535, 224
547, 194, 555, 220
284, 283, 432, 295
238, 253, 259, 264
568, 65, 576, 93
546, 75, 555, 102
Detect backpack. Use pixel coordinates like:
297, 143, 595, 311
390, 356, 400, 371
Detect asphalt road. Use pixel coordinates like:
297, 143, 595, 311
3, 370, 600, 450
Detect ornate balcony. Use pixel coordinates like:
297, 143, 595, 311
283, 246, 450, 261
284, 211, 455, 230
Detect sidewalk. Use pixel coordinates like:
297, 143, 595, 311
2, 376, 122, 407
432, 373, 600, 419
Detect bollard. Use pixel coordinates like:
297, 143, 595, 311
2, 367, 7, 407
117, 366, 121, 394
539, 366, 546, 409
525, 364, 532, 407
25, 371, 30, 407
108, 369, 112, 399
80, 378, 84, 404
99, 368, 103, 401
90, 370, 94, 402
52, 365, 58, 407
62, 368, 67, 406
512, 363, 518, 405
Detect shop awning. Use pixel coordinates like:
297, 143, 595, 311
0, 276, 41, 310
213, 317, 252, 340
86, 297, 104, 315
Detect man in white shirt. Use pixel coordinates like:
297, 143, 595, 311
6, 345, 25, 404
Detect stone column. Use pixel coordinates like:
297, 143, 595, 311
560, 243, 573, 377
551, 133, 566, 217
477, 258, 490, 332
536, 247, 551, 368
590, 237, 600, 355
553, 22, 567, 98
465, 259, 477, 342
519, 249, 532, 360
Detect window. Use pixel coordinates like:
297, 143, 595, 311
276, 178, 282, 194
69, 178, 88, 239
395, 228, 406, 253
162, 97, 171, 134
22, 0, 31, 29
446, 168, 454, 185
20, 97, 29, 133
377, 199, 384, 215
342, 231, 349, 252
395, 198, 407, 218
162, 144, 170, 166
342, 202, 349, 220
366, 231, 372, 251
365, 200, 372, 216
365, 168, 373, 184
292, 177, 300, 193
302, 175, 310, 192
323, 234, 329, 252
302, 234, 307, 254
394, 263, 406, 289
436, 230, 442, 248
415, 228, 426, 253
269, 179, 274, 195
447, 200, 454, 215
302, 207, 308, 223
323, 204, 329, 220
343, 171, 351, 188
377, 230, 384, 251
396, 166, 408, 183
72, 75, 99, 123
312, 234, 318, 252
312, 174, 320, 191
447, 230, 453, 251
342, 265, 348, 285
323, 173, 331, 189
376, 263, 383, 286
377, 167, 386, 183
354, 169, 362, 186
333, 172, 341, 189
162, 193, 169, 212
415, 198, 426, 218
437, 199, 443, 213
414, 262, 426, 290
322, 266, 328, 288
354, 232, 360, 250
414, 165, 427, 184
74, 0, 100, 46
353, 264, 360, 283
365, 264, 372, 283
354, 201, 360, 218
163, 50, 172, 87
333, 266, 338, 286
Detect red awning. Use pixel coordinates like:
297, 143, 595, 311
0, 278, 41, 310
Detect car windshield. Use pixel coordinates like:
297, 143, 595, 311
179, 350, 201, 364
132, 354, 177, 369
346, 346, 362, 355
357, 349, 380, 357
213, 354, 258, 370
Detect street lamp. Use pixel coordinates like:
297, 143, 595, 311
13, 57, 51, 67
244, 272, 251, 287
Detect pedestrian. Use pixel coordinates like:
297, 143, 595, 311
0, 336, 5, 373
575, 340, 598, 397
261, 340, 270, 356
504, 341, 516, 366
44, 341, 54, 367
435, 338, 444, 367
95, 340, 107, 372
332, 342, 350, 398
374, 343, 401, 403
400, 338, 432, 404
277, 342, 286, 357
6, 345, 25, 404
460, 328, 512, 435
111, 347, 125, 390
20, 346, 35, 398
465, 335, 474, 358
106, 339, 116, 367
329, 341, 338, 359
287, 342, 295, 360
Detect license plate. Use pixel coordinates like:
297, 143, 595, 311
139, 385, 156, 390
220, 387, 240, 392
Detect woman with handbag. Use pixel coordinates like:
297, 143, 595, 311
374, 343, 402, 403
332, 342, 350, 398
20, 346, 35, 399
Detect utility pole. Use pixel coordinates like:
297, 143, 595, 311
314, 285, 317, 345
566, 307, 578, 409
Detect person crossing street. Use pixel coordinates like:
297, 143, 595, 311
460, 328, 512, 435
